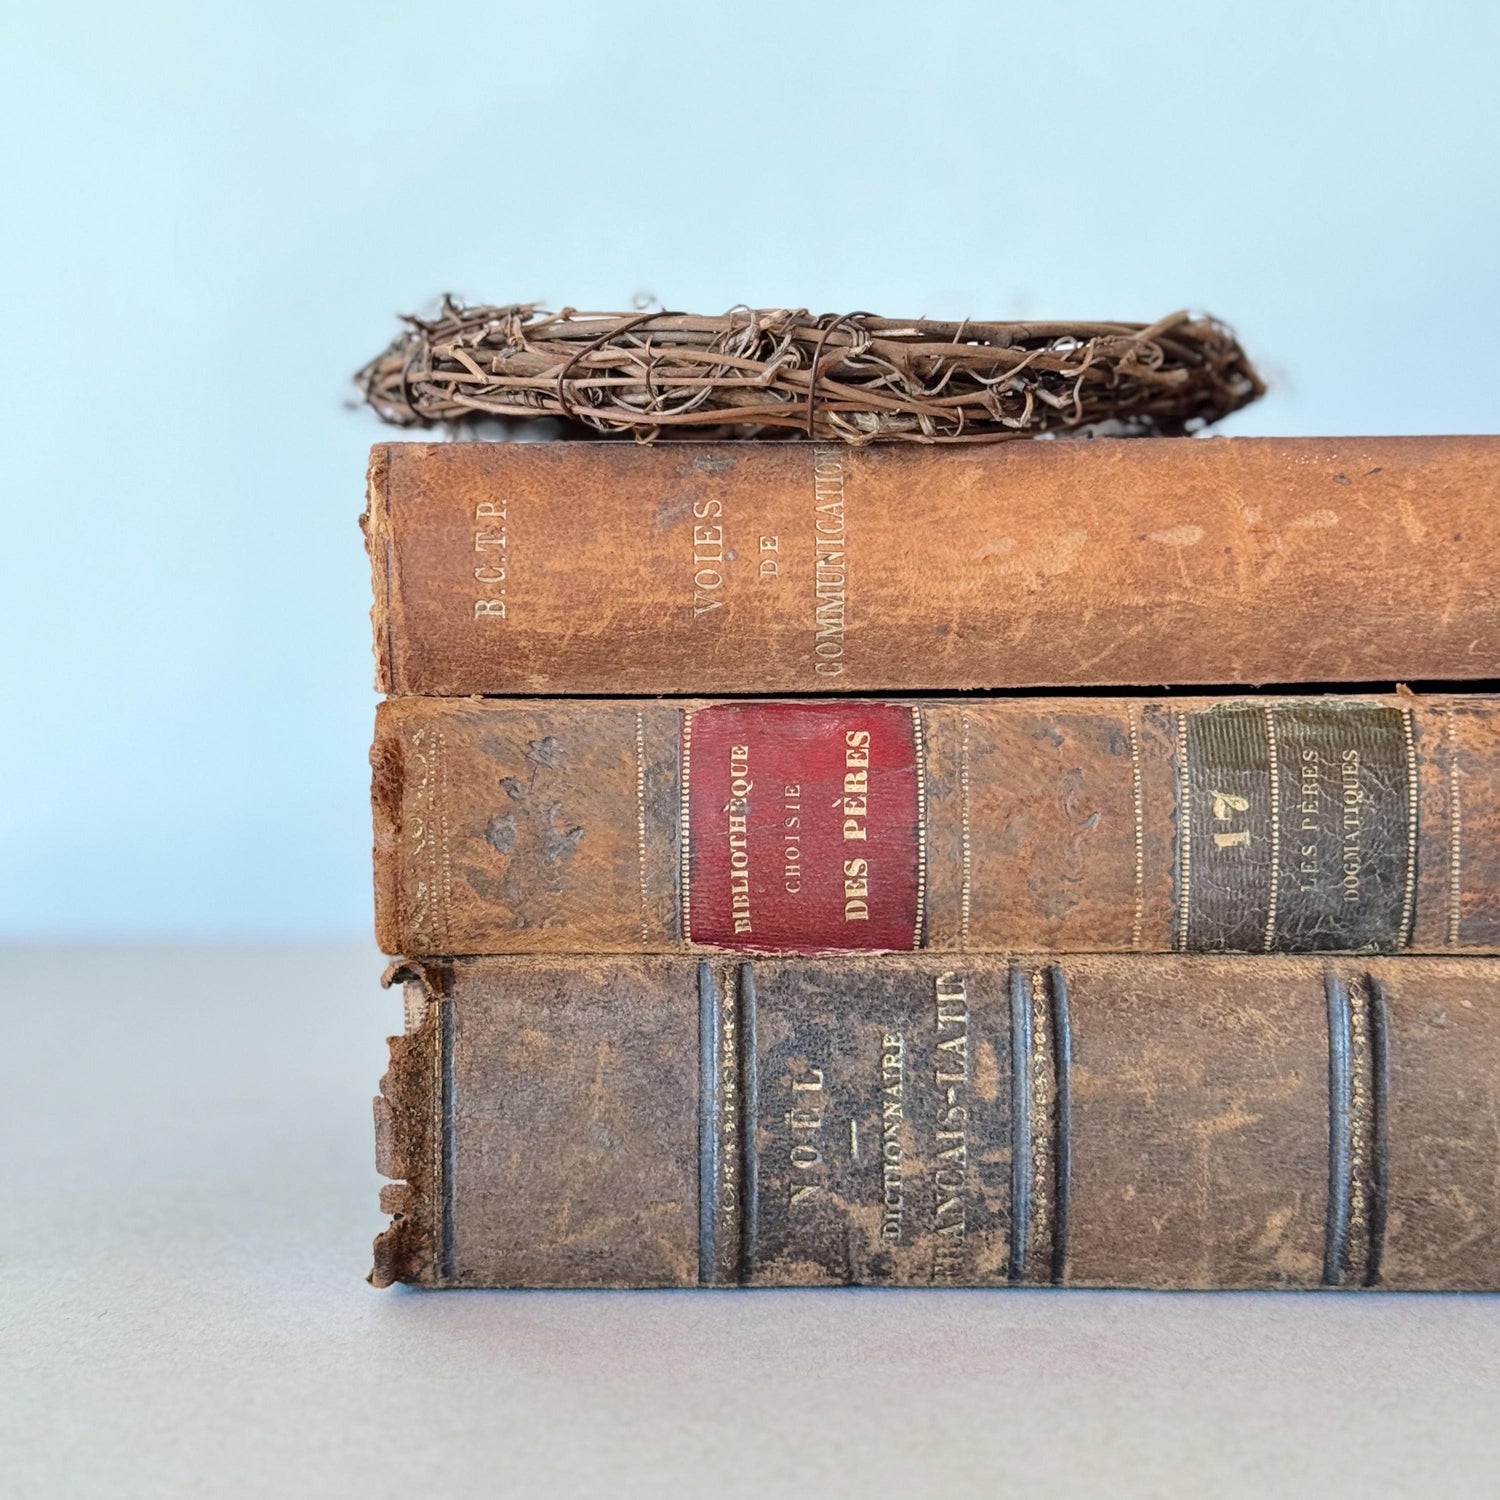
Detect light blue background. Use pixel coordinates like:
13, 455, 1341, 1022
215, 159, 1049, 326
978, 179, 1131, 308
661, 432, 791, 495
4, 2, 1497, 940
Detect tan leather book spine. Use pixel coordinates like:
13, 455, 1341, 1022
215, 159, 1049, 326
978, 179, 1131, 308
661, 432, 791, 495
364, 435, 1500, 696
372, 691, 1500, 957
371, 953, 1500, 1291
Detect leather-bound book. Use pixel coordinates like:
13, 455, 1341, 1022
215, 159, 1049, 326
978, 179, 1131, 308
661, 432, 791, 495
372, 691, 1500, 957
363, 436, 1500, 696
371, 953, 1500, 1290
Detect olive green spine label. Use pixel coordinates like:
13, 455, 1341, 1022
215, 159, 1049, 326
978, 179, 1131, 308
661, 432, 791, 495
1175, 703, 1416, 953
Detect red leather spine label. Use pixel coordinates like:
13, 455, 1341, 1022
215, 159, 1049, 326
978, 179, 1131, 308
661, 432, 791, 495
683, 701, 922, 952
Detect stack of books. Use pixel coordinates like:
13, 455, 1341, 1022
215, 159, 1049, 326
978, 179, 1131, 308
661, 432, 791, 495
363, 330, 1500, 1293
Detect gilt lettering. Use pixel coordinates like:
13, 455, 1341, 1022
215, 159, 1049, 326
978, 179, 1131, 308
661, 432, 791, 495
472, 499, 509, 620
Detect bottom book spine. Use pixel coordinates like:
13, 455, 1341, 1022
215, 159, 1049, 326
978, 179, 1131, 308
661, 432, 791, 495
372, 954, 1500, 1291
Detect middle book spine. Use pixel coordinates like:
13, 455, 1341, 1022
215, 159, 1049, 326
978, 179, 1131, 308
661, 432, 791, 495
372, 693, 1498, 958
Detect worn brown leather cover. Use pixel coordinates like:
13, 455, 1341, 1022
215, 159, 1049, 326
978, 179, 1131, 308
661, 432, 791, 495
372, 691, 1500, 956
370, 953, 1500, 1290
364, 436, 1500, 695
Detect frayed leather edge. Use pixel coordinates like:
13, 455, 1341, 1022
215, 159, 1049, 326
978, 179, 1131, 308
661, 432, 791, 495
370, 974, 443, 1287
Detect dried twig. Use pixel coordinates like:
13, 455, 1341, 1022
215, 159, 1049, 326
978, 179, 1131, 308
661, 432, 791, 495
356, 300, 1263, 443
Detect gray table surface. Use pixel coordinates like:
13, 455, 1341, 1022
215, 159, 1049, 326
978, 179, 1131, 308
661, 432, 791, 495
7, 943, 1500, 1499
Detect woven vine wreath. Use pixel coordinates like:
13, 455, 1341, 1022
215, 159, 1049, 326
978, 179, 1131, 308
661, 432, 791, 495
357, 299, 1262, 443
